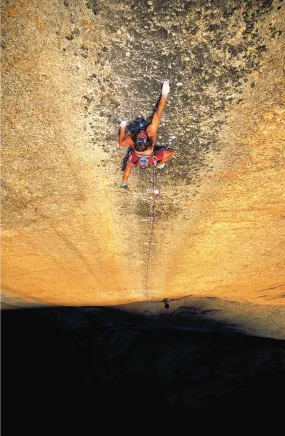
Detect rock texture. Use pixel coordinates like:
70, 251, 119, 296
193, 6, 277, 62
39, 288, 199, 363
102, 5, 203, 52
2, 0, 285, 338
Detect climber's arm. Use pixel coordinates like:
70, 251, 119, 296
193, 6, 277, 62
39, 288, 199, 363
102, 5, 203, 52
118, 121, 134, 147
146, 80, 170, 142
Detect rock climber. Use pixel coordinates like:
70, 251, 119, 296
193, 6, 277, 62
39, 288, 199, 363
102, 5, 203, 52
118, 80, 174, 189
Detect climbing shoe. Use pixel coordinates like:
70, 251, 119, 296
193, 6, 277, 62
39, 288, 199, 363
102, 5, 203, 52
121, 183, 128, 189
157, 163, 166, 169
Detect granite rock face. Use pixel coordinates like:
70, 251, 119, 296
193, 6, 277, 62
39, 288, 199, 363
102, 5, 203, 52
2, 0, 285, 337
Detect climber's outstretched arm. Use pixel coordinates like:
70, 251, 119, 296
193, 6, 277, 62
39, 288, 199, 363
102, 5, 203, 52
146, 80, 170, 143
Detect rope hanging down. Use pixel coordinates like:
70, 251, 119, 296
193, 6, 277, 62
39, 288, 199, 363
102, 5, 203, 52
145, 165, 158, 296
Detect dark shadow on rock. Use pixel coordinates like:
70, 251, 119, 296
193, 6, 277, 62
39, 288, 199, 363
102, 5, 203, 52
2, 304, 285, 427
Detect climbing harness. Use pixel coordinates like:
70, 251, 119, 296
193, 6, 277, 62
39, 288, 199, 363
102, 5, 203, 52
131, 150, 157, 168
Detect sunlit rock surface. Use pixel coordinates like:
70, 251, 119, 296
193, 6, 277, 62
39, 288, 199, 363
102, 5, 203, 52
2, 0, 285, 338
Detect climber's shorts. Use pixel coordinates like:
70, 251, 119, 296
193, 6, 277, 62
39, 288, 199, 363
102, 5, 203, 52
128, 147, 170, 168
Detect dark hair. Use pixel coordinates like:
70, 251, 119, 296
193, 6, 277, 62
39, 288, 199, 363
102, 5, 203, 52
135, 139, 152, 152
132, 133, 153, 152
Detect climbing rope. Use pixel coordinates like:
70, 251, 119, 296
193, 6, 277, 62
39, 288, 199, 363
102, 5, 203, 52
145, 165, 157, 296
